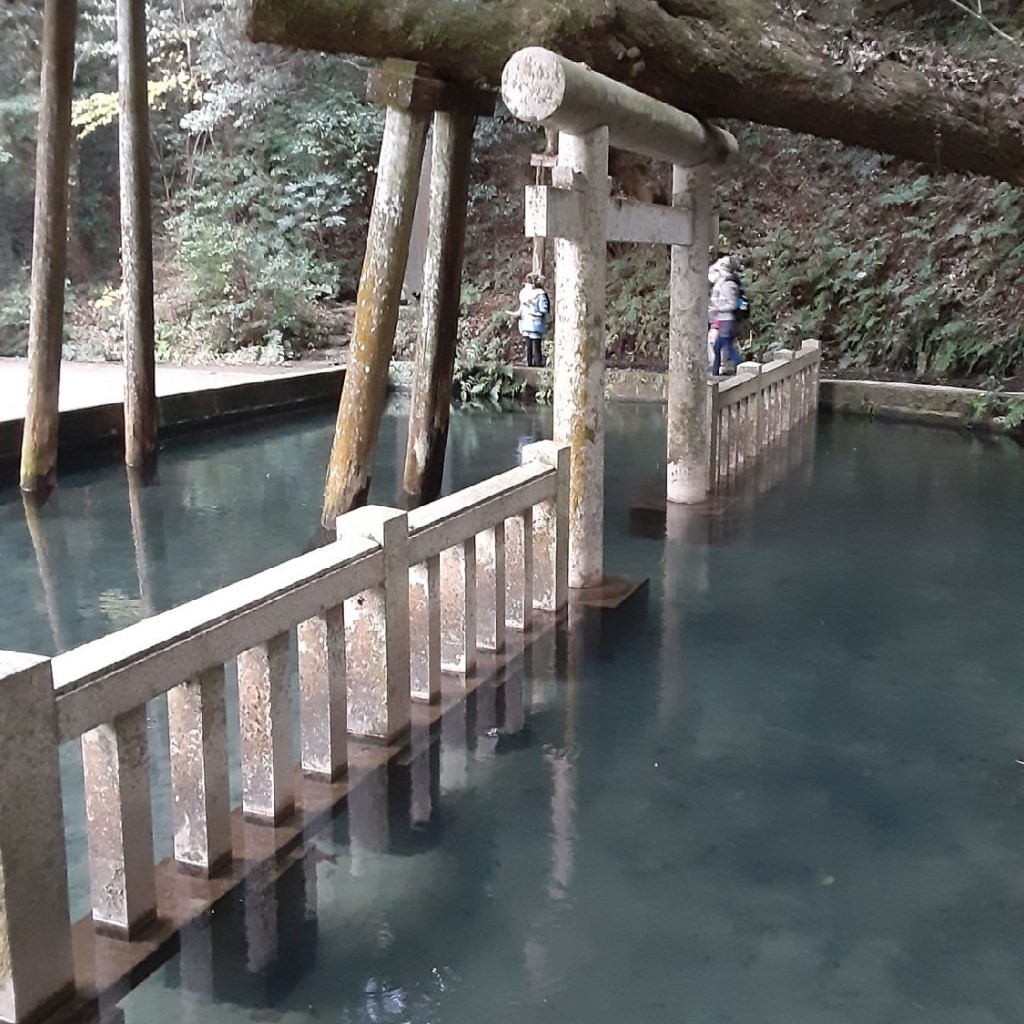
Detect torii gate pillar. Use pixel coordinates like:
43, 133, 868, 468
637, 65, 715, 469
553, 127, 609, 588
667, 163, 713, 503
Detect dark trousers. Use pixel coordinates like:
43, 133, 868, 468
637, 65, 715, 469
712, 325, 742, 375
524, 334, 544, 367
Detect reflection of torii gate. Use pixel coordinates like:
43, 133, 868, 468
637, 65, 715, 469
501, 49, 736, 592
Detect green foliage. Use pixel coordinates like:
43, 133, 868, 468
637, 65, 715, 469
718, 129, 1024, 382
966, 382, 1024, 432
0, 275, 29, 356
152, 11, 382, 357
452, 362, 524, 405
171, 214, 334, 353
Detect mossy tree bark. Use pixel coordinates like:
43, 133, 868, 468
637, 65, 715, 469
321, 105, 430, 526
20, 0, 78, 495
118, 0, 158, 473
403, 111, 475, 506
248, 0, 1024, 185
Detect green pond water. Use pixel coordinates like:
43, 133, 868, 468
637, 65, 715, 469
1, 402, 1023, 1024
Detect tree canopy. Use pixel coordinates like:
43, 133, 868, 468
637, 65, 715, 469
248, 0, 1024, 184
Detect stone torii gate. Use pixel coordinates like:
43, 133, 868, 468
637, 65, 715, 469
501, 49, 737, 591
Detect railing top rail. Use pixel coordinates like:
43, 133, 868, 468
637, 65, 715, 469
715, 373, 761, 403
407, 462, 555, 564
52, 535, 382, 742
48, 460, 560, 743
712, 342, 821, 408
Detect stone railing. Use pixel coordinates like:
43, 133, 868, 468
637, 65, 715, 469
0, 441, 568, 1024
708, 340, 821, 488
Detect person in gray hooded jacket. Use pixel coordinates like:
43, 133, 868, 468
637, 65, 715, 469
708, 256, 744, 375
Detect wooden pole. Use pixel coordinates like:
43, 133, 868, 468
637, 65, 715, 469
118, 0, 157, 470
321, 104, 429, 525
402, 110, 475, 505
19, 0, 78, 495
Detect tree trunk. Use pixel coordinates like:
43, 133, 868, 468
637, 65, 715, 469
321, 105, 430, 526
403, 111, 475, 505
248, 0, 1024, 184
118, 0, 158, 471
20, 0, 78, 495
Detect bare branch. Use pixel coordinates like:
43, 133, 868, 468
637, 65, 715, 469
945, 0, 1022, 46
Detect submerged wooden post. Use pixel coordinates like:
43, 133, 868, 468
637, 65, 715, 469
402, 107, 481, 504
667, 163, 712, 503
117, 0, 157, 470
20, 0, 78, 494
0, 653, 74, 1022
322, 62, 431, 525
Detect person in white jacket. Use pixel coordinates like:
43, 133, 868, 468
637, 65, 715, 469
708, 256, 743, 375
507, 273, 551, 367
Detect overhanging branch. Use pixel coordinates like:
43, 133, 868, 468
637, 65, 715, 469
247, 0, 1024, 184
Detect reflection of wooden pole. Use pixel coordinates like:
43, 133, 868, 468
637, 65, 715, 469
118, 0, 158, 470
403, 110, 477, 504
126, 468, 154, 616
22, 495, 66, 653
322, 102, 430, 524
20, 0, 78, 494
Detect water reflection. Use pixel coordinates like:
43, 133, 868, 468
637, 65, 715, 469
21, 492, 69, 652
11, 407, 1024, 1024
114, 631, 568, 1024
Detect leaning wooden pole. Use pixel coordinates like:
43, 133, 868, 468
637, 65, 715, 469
118, 0, 158, 470
20, 0, 78, 495
322, 62, 493, 526
321, 100, 429, 525
402, 110, 477, 505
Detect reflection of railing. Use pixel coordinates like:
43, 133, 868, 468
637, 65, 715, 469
0, 441, 568, 1024
708, 340, 821, 488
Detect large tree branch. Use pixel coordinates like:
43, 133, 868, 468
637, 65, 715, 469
248, 0, 1024, 184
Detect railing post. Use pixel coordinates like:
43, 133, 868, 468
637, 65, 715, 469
773, 348, 795, 433
706, 379, 721, 489
802, 340, 822, 418
737, 362, 761, 462
409, 557, 441, 702
168, 665, 231, 874
522, 441, 569, 614
0, 653, 73, 1023
238, 631, 293, 823
340, 505, 411, 742
298, 605, 348, 779
504, 509, 534, 633
82, 705, 157, 935
441, 538, 477, 677
476, 525, 506, 653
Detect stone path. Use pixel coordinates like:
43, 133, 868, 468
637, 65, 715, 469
0, 358, 340, 424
